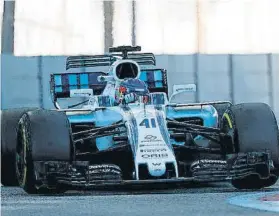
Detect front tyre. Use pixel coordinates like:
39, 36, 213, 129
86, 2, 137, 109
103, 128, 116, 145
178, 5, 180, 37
221, 103, 279, 189
1, 108, 37, 186
16, 110, 72, 194
231, 174, 278, 190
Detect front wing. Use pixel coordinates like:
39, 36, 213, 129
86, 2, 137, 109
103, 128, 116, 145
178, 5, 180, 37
33, 152, 274, 189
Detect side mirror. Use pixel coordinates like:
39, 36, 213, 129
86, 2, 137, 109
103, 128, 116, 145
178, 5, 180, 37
169, 84, 197, 102
97, 75, 114, 82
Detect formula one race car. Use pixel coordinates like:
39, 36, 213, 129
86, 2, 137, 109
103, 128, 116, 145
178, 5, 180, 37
1, 46, 279, 194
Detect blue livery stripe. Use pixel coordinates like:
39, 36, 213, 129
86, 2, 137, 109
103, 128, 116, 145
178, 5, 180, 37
155, 81, 163, 87
140, 72, 147, 81
139, 70, 164, 89
80, 73, 89, 88
52, 69, 166, 98
69, 74, 77, 85
154, 70, 163, 81
54, 75, 62, 92
69, 74, 78, 90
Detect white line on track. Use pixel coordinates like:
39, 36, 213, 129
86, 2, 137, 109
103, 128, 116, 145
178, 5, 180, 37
228, 192, 279, 213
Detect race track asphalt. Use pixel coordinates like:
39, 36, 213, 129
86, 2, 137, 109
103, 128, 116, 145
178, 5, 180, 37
1, 182, 279, 216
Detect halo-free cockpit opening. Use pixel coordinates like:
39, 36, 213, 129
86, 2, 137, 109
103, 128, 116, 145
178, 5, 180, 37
115, 62, 139, 80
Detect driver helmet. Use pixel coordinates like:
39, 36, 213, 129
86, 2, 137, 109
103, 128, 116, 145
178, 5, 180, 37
115, 78, 149, 104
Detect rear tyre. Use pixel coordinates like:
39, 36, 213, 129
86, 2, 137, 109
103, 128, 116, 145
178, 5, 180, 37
221, 103, 279, 189
16, 109, 72, 194
1, 108, 38, 186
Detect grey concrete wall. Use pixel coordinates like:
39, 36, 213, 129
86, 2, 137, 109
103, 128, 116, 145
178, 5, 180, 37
157, 55, 196, 103
232, 55, 270, 105
272, 54, 279, 118
1, 54, 40, 108
197, 54, 230, 102
1, 54, 279, 121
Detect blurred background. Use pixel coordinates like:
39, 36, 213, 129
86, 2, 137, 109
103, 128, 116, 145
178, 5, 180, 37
0, 0, 278, 119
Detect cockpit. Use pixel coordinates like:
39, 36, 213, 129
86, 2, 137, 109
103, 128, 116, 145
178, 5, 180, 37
115, 61, 139, 80
112, 60, 141, 81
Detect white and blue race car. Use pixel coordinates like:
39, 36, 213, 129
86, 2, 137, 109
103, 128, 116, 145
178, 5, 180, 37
1, 46, 279, 194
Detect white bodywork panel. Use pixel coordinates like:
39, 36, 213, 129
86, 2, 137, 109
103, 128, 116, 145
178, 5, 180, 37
122, 105, 179, 179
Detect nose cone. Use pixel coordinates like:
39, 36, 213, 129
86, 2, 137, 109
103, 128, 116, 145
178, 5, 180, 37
147, 162, 166, 177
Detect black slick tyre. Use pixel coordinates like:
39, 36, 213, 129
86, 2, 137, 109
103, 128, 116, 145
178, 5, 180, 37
15, 109, 72, 194
1, 108, 37, 186
221, 103, 279, 189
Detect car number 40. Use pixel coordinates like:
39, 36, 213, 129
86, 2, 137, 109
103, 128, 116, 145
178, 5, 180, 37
139, 118, 157, 128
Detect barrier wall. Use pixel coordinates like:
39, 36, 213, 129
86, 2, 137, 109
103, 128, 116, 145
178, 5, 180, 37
1, 54, 279, 120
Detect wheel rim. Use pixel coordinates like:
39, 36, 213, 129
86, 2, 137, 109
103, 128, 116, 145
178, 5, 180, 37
15, 123, 26, 186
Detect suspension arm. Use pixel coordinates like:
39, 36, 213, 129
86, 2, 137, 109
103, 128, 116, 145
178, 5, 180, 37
72, 122, 125, 137
170, 128, 221, 144
167, 120, 221, 133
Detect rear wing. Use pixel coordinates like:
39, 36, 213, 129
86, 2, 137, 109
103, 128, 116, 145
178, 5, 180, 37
66, 53, 156, 70
50, 69, 168, 104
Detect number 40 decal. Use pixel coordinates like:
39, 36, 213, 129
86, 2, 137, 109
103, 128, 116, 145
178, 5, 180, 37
139, 118, 157, 128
